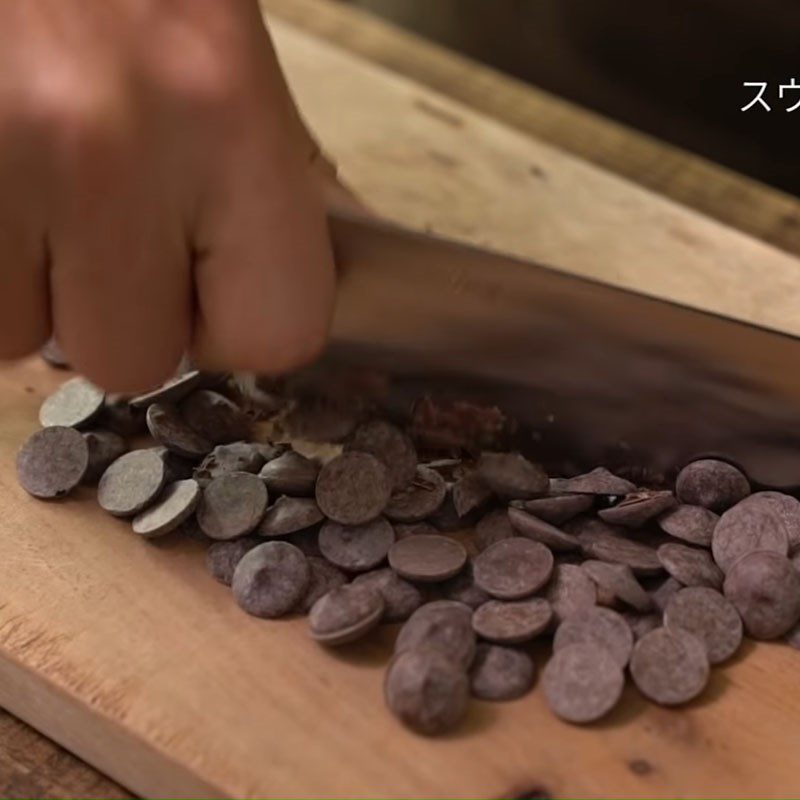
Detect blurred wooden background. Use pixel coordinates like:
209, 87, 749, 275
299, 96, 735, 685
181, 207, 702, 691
345, 0, 800, 197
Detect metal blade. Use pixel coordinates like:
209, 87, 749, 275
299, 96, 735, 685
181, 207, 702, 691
302, 213, 800, 487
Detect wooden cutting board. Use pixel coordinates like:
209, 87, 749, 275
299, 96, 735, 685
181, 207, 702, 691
2, 16, 800, 799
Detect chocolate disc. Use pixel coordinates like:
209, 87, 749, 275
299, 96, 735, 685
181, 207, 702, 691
543, 644, 624, 724
180, 389, 251, 444
477, 452, 548, 499
394, 521, 438, 540
550, 467, 635, 496
83, 430, 127, 484
522, 494, 593, 525
451, 471, 493, 518
432, 484, 488, 531
657, 543, 723, 589
17, 426, 89, 499
469, 643, 536, 702
388, 534, 467, 583
650, 576, 684, 613
385, 648, 469, 736
553, 606, 634, 668
439, 561, 491, 609
258, 496, 324, 538
598, 491, 677, 528
319, 516, 395, 573
622, 611, 662, 641
675, 459, 750, 512
130, 370, 209, 409
545, 563, 597, 623
352, 568, 424, 622
630, 627, 710, 706
712, 493, 792, 572
474, 509, 515, 552
232, 541, 310, 618
146, 403, 212, 459
394, 601, 476, 669
575, 522, 663, 575
299, 557, 348, 614
657, 504, 718, 547
205, 537, 261, 586
315, 452, 391, 525
99, 394, 147, 437
348, 420, 417, 491
723, 550, 800, 639
384, 467, 447, 523
664, 587, 742, 664
155, 447, 195, 483
745, 492, 800, 551
259, 451, 319, 497
131, 479, 201, 538
39, 377, 105, 429
97, 448, 167, 516
472, 598, 552, 644
474, 538, 554, 600
193, 442, 267, 487
309, 583, 384, 645
507, 507, 580, 551
197, 472, 269, 540
581, 560, 652, 612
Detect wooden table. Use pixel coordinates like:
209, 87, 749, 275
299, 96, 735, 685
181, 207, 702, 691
2, 1, 799, 796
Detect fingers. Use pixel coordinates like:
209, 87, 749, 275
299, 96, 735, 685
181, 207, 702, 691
0, 1, 337, 387
0, 209, 49, 360
192, 140, 335, 375
190, 17, 335, 375
47, 115, 191, 392
0, 123, 50, 359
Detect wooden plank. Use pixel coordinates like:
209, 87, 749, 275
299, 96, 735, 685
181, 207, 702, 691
2, 17, 800, 800
0, 709, 129, 799
261, 0, 800, 258
5, 359, 800, 799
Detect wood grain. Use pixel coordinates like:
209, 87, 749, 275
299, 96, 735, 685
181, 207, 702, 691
4, 362, 800, 799
0, 709, 129, 799
2, 10, 800, 800
261, 0, 800, 258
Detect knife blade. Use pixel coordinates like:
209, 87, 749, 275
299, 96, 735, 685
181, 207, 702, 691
281, 213, 800, 488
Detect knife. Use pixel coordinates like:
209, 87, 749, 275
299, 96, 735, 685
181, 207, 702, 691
276, 212, 800, 488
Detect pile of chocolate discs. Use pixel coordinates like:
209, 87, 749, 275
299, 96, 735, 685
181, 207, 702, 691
16, 355, 800, 735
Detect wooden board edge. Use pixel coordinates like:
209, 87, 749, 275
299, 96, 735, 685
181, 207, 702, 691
0, 647, 226, 799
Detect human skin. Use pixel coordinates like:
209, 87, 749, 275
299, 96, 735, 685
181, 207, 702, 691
0, 0, 338, 391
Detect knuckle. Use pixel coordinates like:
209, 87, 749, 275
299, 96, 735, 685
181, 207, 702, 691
156, 45, 242, 111
28, 79, 87, 132
24, 71, 126, 161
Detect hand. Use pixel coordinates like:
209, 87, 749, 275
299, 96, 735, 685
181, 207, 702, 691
0, 0, 335, 391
